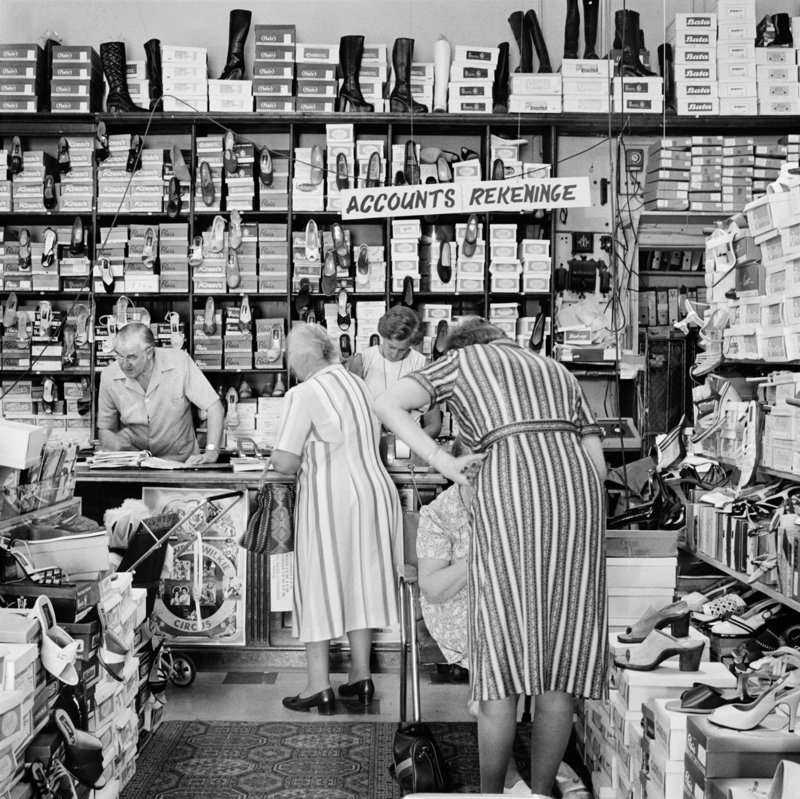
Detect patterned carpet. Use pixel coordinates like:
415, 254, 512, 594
121, 720, 523, 797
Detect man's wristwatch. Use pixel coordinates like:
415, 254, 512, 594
205, 443, 218, 452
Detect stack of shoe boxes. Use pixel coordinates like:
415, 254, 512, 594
520, 237, 551, 296
195, 135, 223, 212
561, 59, 612, 114
292, 146, 324, 211
390, 218, 421, 295
291, 225, 319, 295
58, 137, 94, 213
126, 225, 159, 293
12, 149, 54, 213
612, 74, 663, 114
0, 42, 43, 112
721, 137, 755, 211
125, 59, 150, 108
671, 12, 719, 116
354, 244, 386, 293
195, 223, 226, 295
690, 136, 723, 212
252, 25, 296, 113
95, 226, 128, 294
295, 42, 337, 113
354, 301, 384, 353
158, 223, 190, 294
456, 218, 485, 295
226, 140, 256, 212
716, 0, 758, 116
488, 226, 519, 295
257, 223, 288, 295
643, 138, 691, 211
254, 318, 284, 371
192, 304, 223, 370
0, 152, 10, 211
326, 123, 353, 213
757, 52, 800, 116
447, 45, 497, 114
357, 43, 387, 111
97, 135, 135, 214
488, 303, 518, 340
507, 72, 562, 114
259, 152, 290, 212
161, 44, 208, 113
209, 78, 252, 113
51, 45, 102, 113
752, 140, 787, 197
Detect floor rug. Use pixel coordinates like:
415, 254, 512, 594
121, 720, 524, 797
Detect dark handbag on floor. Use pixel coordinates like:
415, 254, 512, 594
390, 721, 447, 794
238, 479, 295, 555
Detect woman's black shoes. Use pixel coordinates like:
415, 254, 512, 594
338, 678, 375, 705
282, 687, 336, 714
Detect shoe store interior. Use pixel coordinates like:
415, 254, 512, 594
3, 0, 800, 797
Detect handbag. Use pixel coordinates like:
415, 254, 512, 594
238, 480, 295, 556
390, 721, 447, 795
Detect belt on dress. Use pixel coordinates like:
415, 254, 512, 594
476, 419, 580, 452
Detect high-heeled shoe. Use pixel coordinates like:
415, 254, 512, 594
709, 599, 783, 637
404, 139, 420, 185
709, 672, 800, 732
729, 761, 800, 799
665, 670, 753, 714
365, 151, 382, 188
336, 152, 350, 191
338, 678, 375, 705
614, 629, 705, 672
283, 687, 336, 714
336, 35, 375, 112
259, 147, 273, 187
437, 239, 452, 283
462, 213, 479, 257
321, 251, 337, 296
617, 600, 690, 644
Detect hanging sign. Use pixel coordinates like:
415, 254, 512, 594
340, 176, 591, 220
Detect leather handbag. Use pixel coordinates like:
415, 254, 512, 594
238, 481, 295, 556
390, 721, 446, 795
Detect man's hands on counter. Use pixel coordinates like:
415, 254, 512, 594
185, 449, 220, 466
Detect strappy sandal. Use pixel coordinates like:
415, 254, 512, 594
115, 295, 131, 328
166, 311, 185, 349
189, 235, 204, 267
41, 227, 58, 268
18, 227, 31, 269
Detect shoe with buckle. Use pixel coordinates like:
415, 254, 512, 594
189, 235, 204, 267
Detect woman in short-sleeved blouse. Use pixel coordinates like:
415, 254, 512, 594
374, 318, 607, 796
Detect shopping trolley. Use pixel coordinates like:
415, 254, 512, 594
119, 489, 247, 688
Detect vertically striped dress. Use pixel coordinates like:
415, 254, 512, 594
408, 339, 607, 701
273, 364, 401, 642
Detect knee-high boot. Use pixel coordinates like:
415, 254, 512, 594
564, 0, 580, 59
526, 9, 553, 74
433, 35, 451, 113
100, 42, 145, 113
583, 0, 600, 59
144, 39, 163, 112
508, 11, 533, 73
389, 38, 428, 113
492, 42, 510, 113
219, 9, 252, 80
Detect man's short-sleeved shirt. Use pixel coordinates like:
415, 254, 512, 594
97, 348, 219, 461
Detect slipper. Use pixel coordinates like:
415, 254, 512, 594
77, 378, 91, 416
58, 137, 71, 174
295, 278, 312, 313
166, 175, 181, 218
62, 324, 78, 368
18, 227, 31, 268
16, 310, 30, 342
209, 214, 226, 253
98, 257, 114, 293
225, 386, 240, 428
266, 323, 283, 363
54, 709, 106, 790
38, 301, 53, 337
126, 133, 143, 173
203, 296, 216, 335
305, 219, 319, 261
141, 225, 157, 268
200, 160, 215, 206
229, 209, 242, 250
462, 213, 479, 257
226, 249, 241, 289
223, 129, 238, 174
94, 121, 109, 162
10, 135, 23, 174
73, 304, 90, 345
336, 288, 351, 331
355, 244, 370, 286
3, 291, 18, 329
239, 295, 252, 333
321, 250, 337, 296
259, 147, 273, 187
310, 144, 323, 185
33, 596, 80, 685
41, 227, 58, 268
189, 235, 204, 266
42, 376, 56, 413
171, 144, 191, 182
70, 216, 84, 256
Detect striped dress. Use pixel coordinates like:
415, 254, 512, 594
273, 364, 401, 642
408, 339, 607, 701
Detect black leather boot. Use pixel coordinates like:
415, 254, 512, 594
337, 35, 373, 112
219, 9, 252, 79
492, 42, 510, 113
40, 38, 60, 112
389, 38, 428, 113
100, 43, 145, 113
658, 43, 675, 110
564, 0, 580, 59
525, 9, 553, 73
583, 0, 599, 59
143, 39, 163, 111
508, 10, 533, 72
615, 10, 655, 77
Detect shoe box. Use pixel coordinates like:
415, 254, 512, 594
0, 43, 43, 112
50, 45, 102, 112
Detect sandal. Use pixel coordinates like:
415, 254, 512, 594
225, 386, 240, 428
115, 295, 131, 328
41, 227, 57, 268
166, 311, 184, 349
98, 257, 114, 293
266, 323, 283, 364
189, 235, 204, 267
73, 304, 90, 346
58, 137, 71, 174
16, 310, 30, 342
42, 376, 57, 414
141, 225, 158, 268
61, 325, 78, 369
38, 300, 53, 337
203, 297, 217, 336
18, 227, 31, 269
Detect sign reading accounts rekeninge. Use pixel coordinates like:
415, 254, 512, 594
340, 177, 591, 220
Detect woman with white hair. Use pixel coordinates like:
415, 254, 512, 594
269, 323, 402, 713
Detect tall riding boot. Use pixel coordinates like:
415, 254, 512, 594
219, 9, 252, 79
433, 35, 451, 112
508, 10, 533, 73
615, 10, 655, 77
770, 13, 793, 46
583, 0, 600, 58
337, 35, 373, 112
143, 39, 163, 112
100, 42, 145, 113
525, 9, 553, 74
564, 0, 580, 59
40, 37, 60, 112
658, 44, 675, 110
389, 38, 428, 113
492, 42, 510, 113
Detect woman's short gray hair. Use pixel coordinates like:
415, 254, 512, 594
445, 317, 507, 352
287, 323, 339, 379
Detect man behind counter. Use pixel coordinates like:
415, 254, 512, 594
97, 323, 224, 465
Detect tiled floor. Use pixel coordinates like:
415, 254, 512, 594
163, 668, 477, 723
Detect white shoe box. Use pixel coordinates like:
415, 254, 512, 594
649, 740, 683, 799
677, 98, 719, 115
619, 661, 735, 710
